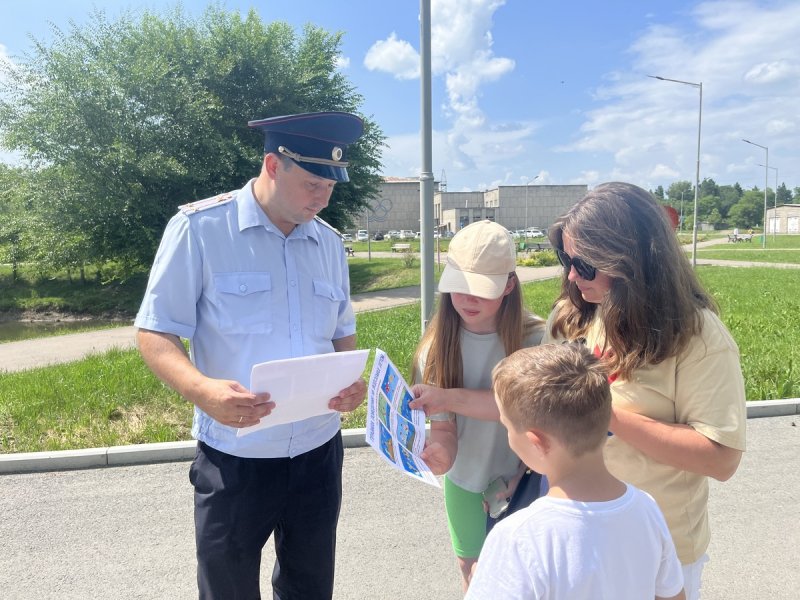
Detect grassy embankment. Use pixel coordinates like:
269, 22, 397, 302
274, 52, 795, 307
1, 237, 798, 453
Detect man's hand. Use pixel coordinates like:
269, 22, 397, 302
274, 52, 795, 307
328, 378, 367, 413
192, 379, 274, 428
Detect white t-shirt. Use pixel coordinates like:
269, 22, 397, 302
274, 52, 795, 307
543, 308, 747, 562
466, 484, 684, 600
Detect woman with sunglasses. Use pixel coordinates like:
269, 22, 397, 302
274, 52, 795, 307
544, 182, 746, 600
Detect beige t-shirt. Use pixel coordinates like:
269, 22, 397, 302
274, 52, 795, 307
543, 308, 746, 563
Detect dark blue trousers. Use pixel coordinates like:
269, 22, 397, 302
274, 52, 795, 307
189, 433, 344, 600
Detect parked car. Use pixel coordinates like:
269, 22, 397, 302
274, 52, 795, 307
387, 230, 401, 239
525, 227, 544, 238
414, 231, 422, 239
356, 230, 369, 242
341, 233, 353, 242
399, 230, 415, 239
373, 231, 385, 241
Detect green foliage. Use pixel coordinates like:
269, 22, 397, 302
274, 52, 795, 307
699, 267, 800, 400
0, 263, 149, 315
728, 190, 766, 228
0, 6, 384, 275
2, 269, 799, 450
517, 250, 559, 267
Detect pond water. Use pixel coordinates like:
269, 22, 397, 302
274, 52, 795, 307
0, 319, 123, 343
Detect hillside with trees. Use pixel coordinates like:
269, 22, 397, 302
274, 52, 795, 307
0, 6, 384, 281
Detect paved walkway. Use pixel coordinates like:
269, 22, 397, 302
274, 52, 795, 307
1, 415, 798, 599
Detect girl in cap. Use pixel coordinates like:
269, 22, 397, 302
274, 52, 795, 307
409, 219, 545, 590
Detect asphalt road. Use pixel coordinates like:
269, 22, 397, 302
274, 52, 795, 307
1, 415, 798, 600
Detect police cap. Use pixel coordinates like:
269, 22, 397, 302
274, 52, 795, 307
248, 111, 364, 183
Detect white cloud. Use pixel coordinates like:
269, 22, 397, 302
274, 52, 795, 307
365, 0, 519, 184
563, 1, 800, 191
335, 55, 350, 70
363, 32, 419, 80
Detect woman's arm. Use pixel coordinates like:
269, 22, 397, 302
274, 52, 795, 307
609, 409, 742, 481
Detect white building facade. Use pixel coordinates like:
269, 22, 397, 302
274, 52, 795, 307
353, 177, 587, 237
766, 204, 800, 234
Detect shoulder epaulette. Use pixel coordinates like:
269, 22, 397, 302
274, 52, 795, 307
179, 192, 236, 215
314, 215, 343, 238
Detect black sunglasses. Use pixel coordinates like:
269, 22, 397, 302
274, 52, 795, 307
556, 249, 597, 281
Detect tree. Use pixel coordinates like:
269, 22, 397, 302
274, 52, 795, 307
718, 184, 742, 218
0, 165, 32, 281
727, 190, 764, 229
777, 183, 792, 205
0, 7, 384, 273
699, 177, 719, 199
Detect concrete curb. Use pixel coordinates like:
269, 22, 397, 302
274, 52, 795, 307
1, 400, 797, 475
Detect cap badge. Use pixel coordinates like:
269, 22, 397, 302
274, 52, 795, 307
331, 147, 343, 162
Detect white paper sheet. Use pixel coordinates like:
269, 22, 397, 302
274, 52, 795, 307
237, 349, 370, 436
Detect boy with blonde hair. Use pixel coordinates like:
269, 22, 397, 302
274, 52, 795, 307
466, 343, 685, 599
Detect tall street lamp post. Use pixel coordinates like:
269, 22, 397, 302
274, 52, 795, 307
648, 75, 702, 267
679, 190, 687, 232
743, 139, 768, 249
524, 175, 540, 237
758, 163, 778, 241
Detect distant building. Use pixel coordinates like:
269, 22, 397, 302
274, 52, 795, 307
353, 178, 587, 236
766, 204, 800, 234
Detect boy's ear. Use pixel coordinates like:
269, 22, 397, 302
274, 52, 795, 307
525, 429, 550, 454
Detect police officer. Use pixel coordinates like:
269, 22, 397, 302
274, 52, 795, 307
135, 112, 367, 599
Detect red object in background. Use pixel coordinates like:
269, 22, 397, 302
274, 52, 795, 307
663, 205, 679, 230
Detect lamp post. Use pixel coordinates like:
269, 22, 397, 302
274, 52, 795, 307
679, 189, 687, 232
743, 139, 768, 249
524, 175, 540, 237
648, 76, 702, 267
758, 163, 778, 241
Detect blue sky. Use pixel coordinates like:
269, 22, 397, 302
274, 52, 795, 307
1, 0, 798, 195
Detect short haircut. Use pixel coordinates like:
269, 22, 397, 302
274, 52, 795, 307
492, 343, 612, 457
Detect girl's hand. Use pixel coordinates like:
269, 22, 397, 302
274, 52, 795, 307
420, 439, 455, 475
409, 384, 450, 416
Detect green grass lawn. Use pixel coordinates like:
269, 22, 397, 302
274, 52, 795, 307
696, 234, 800, 263
1, 268, 796, 453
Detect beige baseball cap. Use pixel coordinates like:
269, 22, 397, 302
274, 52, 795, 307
438, 220, 516, 299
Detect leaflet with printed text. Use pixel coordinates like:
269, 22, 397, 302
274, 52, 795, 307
366, 349, 440, 487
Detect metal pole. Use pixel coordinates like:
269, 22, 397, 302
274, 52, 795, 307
763, 147, 769, 249
760, 164, 778, 241
774, 166, 778, 241
647, 76, 702, 267
743, 139, 768, 249
692, 82, 702, 267
419, 0, 434, 333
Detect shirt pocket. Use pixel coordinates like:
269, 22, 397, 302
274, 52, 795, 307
313, 278, 345, 339
213, 272, 273, 334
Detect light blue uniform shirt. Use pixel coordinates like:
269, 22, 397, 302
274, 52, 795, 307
135, 180, 356, 458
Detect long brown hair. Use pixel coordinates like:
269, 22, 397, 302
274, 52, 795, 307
548, 182, 716, 380
411, 275, 544, 387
